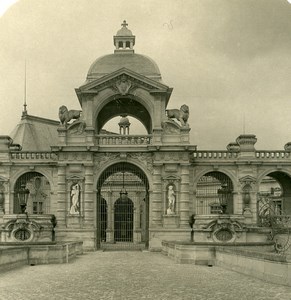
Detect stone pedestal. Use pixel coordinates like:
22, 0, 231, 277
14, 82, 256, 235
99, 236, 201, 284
243, 208, 253, 224
133, 229, 142, 243
106, 229, 114, 243
163, 214, 180, 228
67, 215, 83, 228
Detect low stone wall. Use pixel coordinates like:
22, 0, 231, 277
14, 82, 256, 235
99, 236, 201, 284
0, 241, 83, 272
216, 247, 291, 287
0, 246, 28, 272
162, 241, 291, 287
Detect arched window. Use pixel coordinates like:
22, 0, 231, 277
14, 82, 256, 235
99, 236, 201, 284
196, 171, 233, 215
14, 172, 51, 214
258, 171, 291, 217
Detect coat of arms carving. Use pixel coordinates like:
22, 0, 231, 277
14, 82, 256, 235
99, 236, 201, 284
114, 75, 132, 95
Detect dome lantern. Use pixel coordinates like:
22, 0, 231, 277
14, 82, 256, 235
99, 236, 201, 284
114, 20, 135, 54
118, 114, 131, 135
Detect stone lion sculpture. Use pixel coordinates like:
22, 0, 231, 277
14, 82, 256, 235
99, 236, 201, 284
166, 104, 189, 126
59, 105, 82, 126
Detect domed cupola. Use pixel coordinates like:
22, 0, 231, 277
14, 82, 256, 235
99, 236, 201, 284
86, 21, 162, 82
114, 20, 135, 53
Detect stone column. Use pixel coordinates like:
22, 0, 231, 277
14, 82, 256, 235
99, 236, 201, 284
150, 164, 163, 227
57, 164, 67, 227
133, 196, 141, 243
180, 163, 190, 227
106, 192, 114, 243
84, 163, 94, 227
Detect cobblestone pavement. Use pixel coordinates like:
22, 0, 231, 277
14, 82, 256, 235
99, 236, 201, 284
1, 251, 291, 300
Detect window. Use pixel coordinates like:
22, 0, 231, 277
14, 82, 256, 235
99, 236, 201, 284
210, 203, 221, 214
33, 201, 43, 214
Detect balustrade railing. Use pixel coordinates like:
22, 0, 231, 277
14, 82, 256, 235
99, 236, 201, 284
10, 152, 58, 160
193, 151, 291, 160
193, 151, 239, 159
97, 135, 152, 146
255, 151, 290, 159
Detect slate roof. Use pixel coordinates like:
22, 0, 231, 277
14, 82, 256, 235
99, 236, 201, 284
10, 114, 59, 151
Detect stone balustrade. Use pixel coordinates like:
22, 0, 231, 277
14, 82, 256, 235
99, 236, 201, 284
255, 151, 290, 159
193, 151, 239, 159
96, 135, 152, 145
10, 152, 58, 160
193, 151, 291, 160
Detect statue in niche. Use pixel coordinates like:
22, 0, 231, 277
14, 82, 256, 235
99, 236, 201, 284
166, 185, 176, 215
70, 183, 80, 215
166, 104, 189, 126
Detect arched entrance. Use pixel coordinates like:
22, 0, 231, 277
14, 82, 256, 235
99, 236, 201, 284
196, 171, 234, 215
96, 162, 149, 250
114, 197, 134, 242
13, 172, 51, 214
258, 171, 291, 218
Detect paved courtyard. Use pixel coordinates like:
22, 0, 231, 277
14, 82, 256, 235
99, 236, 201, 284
0, 251, 291, 300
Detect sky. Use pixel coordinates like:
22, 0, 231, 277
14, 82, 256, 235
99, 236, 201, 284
1, 0, 291, 150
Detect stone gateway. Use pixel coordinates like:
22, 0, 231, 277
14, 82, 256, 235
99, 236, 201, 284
0, 21, 291, 252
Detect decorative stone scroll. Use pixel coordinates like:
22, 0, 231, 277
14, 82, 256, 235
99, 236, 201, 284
1, 215, 56, 243
127, 153, 153, 174
67, 120, 86, 135
161, 121, 180, 134
203, 218, 245, 243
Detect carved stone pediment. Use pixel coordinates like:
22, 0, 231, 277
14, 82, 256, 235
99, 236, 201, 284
239, 175, 257, 186
162, 175, 181, 184
66, 175, 84, 183
77, 68, 169, 96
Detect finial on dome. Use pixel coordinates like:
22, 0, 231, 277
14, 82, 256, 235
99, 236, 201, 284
114, 21, 135, 54
121, 20, 128, 28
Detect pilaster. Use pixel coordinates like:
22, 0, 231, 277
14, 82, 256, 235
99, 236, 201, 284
57, 164, 67, 226
150, 164, 163, 227
84, 163, 94, 227
180, 163, 190, 227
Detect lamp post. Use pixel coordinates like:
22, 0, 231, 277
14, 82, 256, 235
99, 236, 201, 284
120, 171, 128, 201
17, 184, 30, 214
217, 183, 231, 214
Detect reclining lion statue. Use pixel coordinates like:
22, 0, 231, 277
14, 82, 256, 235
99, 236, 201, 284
166, 104, 189, 126
59, 105, 82, 126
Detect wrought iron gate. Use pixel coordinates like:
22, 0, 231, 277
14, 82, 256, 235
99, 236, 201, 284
257, 194, 291, 253
96, 162, 149, 250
